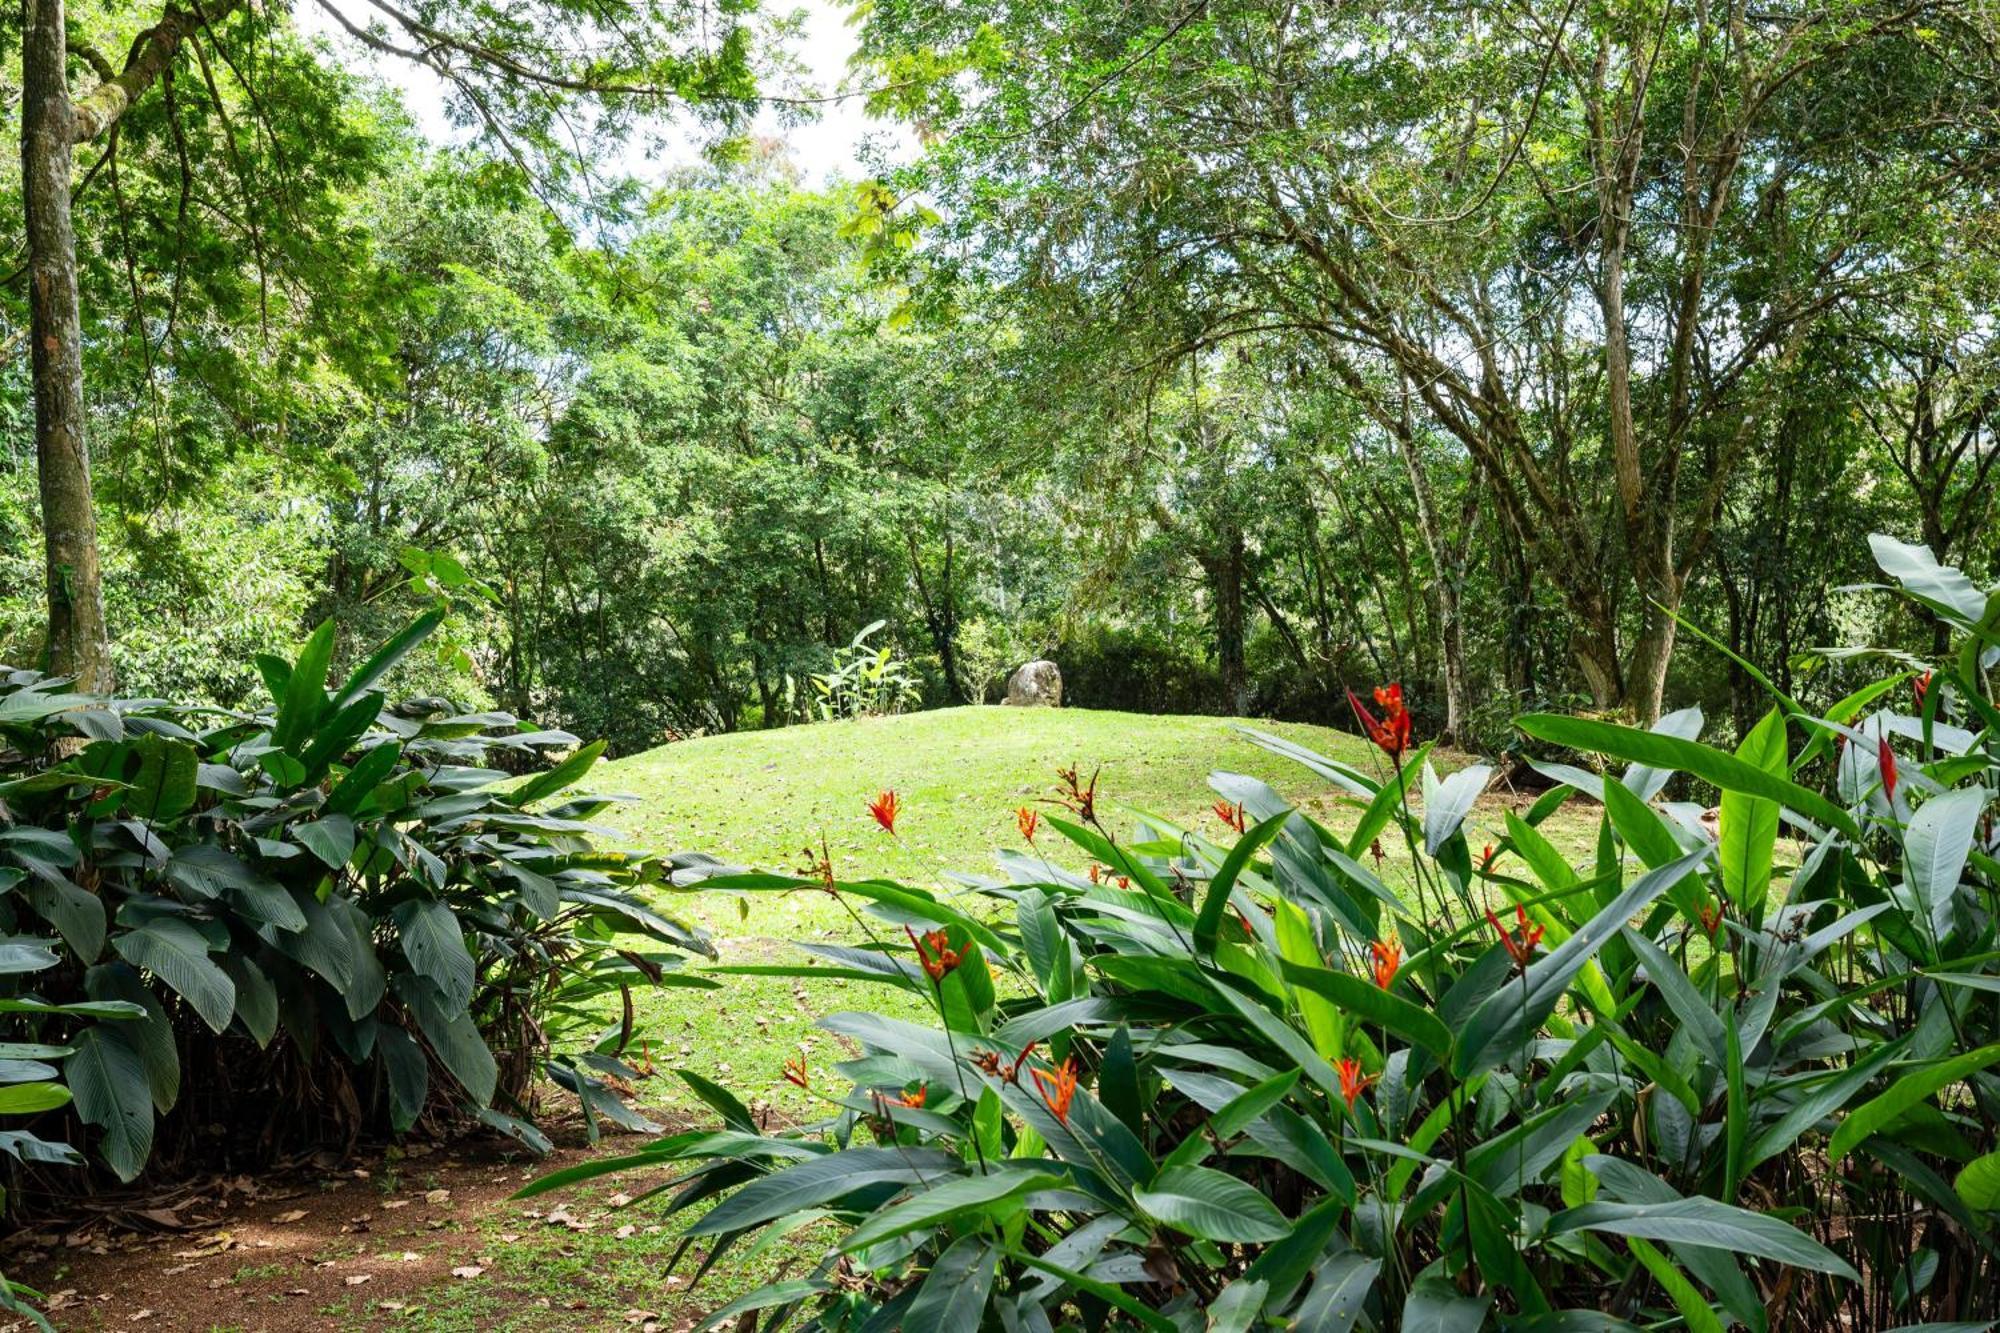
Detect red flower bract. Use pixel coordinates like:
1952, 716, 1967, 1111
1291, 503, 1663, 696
1336, 1057, 1378, 1109
782, 1053, 810, 1091
1915, 671, 1933, 713
1213, 799, 1247, 834
1879, 738, 1899, 803
905, 925, 962, 982
867, 790, 903, 834
1370, 935, 1402, 989
1016, 806, 1039, 842
1032, 1057, 1080, 1125
894, 1084, 927, 1109
1486, 904, 1544, 969
1347, 683, 1413, 759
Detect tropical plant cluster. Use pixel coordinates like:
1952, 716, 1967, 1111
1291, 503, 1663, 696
0, 606, 714, 1318
530, 536, 2000, 1329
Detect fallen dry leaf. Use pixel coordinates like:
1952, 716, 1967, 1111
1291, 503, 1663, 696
344, 1274, 373, 1287
273, 1210, 308, 1224
451, 1265, 485, 1280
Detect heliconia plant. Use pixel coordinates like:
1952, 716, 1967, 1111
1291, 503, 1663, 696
529, 532, 2000, 1330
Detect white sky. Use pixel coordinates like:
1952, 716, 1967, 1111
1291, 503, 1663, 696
294, 1, 912, 189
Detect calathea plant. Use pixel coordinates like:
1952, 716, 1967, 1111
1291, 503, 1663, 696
0, 608, 715, 1190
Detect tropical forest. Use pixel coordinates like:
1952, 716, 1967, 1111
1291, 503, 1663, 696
0, 0, 1998, 1328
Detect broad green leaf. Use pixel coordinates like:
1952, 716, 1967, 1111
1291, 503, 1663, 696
377, 1026, 430, 1134
1274, 899, 1341, 1060
126, 734, 198, 821
508, 740, 607, 809
1628, 1236, 1725, 1333
405, 981, 496, 1104
692, 1148, 959, 1235
1718, 709, 1786, 920
1280, 961, 1452, 1063
1423, 763, 1491, 854
331, 609, 444, 710
393, 899, 475, 1011
0, 1083, 69, 1115
112, 920, 235, 1034
293, 814, 356, 870
68, 1027, 153, 1181
1455, 848, 1709, 1077
324, 741, 404, 815
1955, 1150, 2000, 1212
839, 1167, 1052, 1253
1831, 1044, 2000, 1165
1906, 787, 1985, 941
1402, 1276, 1491, 1331
274, 620, 337, 751
903, 1235, 997, 1329
1345, 744, 1431, 858
1133, 1164, 1291, 1243
1293, 1252, 1379, 1333
1516, 714, 1860, 840
1552, 1197, 1858, 1280
1193, 810, 1289, 951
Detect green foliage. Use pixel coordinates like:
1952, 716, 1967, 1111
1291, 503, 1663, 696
804, 621, 922, 723
536, 532, 2000, 1327
0, 609, 714, 1190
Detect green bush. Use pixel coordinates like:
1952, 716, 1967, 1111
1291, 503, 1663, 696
0, 609, 715, 1201
532, 532, 2000, 1328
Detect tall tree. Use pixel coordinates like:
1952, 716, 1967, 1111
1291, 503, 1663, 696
857, 0, 2000, 720
16, 0, 758, 687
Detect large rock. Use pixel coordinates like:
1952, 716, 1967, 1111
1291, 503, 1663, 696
1004, 660, 1063, 707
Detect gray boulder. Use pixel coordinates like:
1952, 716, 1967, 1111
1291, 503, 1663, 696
1004, 660, 1063, 707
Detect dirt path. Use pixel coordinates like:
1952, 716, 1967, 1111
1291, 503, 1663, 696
3, 1112, 709, 1333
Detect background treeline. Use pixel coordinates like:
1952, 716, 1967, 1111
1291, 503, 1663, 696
1, 1, 1995, 756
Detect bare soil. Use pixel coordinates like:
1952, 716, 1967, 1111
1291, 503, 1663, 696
2, 1112, 698, 1333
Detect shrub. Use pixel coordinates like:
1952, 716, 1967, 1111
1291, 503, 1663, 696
532, 532, 2000, 1329
804, 620, 922, 721
0, 609, 714, 1201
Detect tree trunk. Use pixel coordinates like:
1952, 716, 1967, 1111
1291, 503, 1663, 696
1572, 600, 1623, 712
1390, 414, 1470, 745
1203, 530, 1251, 717
23, 0, 115, 691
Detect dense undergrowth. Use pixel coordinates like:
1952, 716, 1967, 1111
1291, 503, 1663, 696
528, 534, 2000, 1330
0, 609, 717, 1326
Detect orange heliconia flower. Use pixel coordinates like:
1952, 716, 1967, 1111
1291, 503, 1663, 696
782, 1054, 810, 1091
867, 790, 903, 834
1486, 904, 1545, 969
1213, 799, 1247, 834
1915, 671, 1933, 712
1879, 739, 1899, 803
1480, 844, 1497, 871
1087, 863, 1103, 884
1347, 683, 1413, 759
1336, 1057, 1378, 1109
1017, 806, 1040, 842
894, 1084, 928, 1109
905, 925, 962, 982
1370, 935, 1402, 989
1032, 1057, 1081, 1125
1698, 899, 1725, 936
